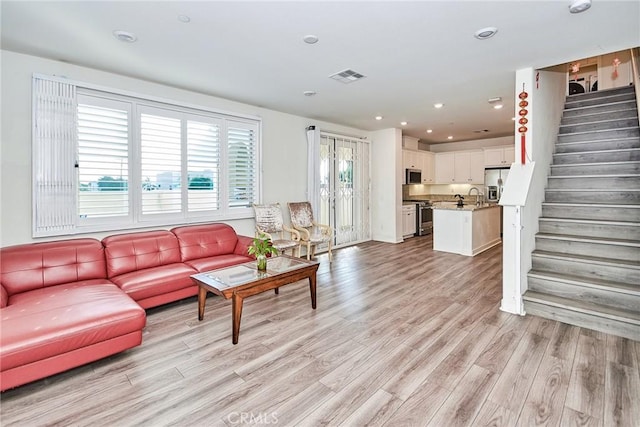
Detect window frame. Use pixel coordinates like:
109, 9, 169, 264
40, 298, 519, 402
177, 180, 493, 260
33, 74, 261, 237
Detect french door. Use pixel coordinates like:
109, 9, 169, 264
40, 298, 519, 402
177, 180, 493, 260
318, 133, 370, 247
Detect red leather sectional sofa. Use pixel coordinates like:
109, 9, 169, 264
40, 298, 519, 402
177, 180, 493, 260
0, 223, 253, 391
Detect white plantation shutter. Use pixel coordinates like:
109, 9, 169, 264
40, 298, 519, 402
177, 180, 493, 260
77, 97, 130, 220
140, 110, 182, 216
32, 75, 260, 236
228, 121, 258, 208
32, 77, 77, 236
187, 119, 220, 212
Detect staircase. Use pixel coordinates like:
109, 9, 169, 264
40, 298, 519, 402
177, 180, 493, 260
523, 85, 640, 341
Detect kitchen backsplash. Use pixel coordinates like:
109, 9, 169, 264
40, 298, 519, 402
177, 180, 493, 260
403, 184, 485, 203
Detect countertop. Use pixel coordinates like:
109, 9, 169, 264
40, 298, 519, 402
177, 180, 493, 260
431, 202, 500, 211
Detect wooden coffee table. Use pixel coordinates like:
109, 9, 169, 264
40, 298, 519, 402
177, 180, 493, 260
191, 256, 319, 344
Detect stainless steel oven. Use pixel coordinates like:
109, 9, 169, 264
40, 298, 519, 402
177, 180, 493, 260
416, 201, 433, 236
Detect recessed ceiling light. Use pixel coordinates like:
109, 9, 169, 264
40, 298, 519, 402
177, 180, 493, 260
447, 136, 453, 140
493, 104, 503, 109
474, 27, 498, 40
400, 121, 408, 126
426, 129, 433, 133
303, 90, 317, 97
375, 116, 383, 121
177, 14, 191, 23
569, 0, 591, 13
303, 35, 319, 44
434, 103, 444, 109
113, 30, 137, 43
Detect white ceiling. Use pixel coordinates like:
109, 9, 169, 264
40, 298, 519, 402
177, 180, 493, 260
2, 1, 639, 144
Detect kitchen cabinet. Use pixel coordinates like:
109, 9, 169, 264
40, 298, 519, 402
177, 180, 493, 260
432, 204, 501, 256
402, 136, 419, 150
484, 145, 515, 167
420, 151, 435, 184
465, 150, 485, 183
402, 204, 416, 238
435, 150, 484, 184
403, 150, 435, 184
403, 150, 420, 170
435, 152, 455, 183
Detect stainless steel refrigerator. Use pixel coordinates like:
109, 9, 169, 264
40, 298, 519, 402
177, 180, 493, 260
484, 167, 510, 202
484, 167, 510, 237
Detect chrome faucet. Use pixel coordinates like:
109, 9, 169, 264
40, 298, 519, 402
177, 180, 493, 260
469, 187, 482, 206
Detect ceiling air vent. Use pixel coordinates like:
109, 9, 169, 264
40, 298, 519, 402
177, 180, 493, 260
329, 69, 366, 84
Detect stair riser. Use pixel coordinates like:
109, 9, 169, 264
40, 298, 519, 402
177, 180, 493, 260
531, 255, 639, 285
562, 102, 638, 119
523, 300, 640, 341
535, 238, 640, 262
559, 118, 640, 135
555, 138, 640, 153
547, 176, 640, 189
553, 150, 640, 164
551, 162, 640, 175
527, 276, 640, 312
545, 190, 640, 204
541, 205, 640, 222
565, 93, 637, 109
557, 128, 640, 144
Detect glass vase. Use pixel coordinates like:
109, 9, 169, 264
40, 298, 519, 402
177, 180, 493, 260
257, 254, 267, 271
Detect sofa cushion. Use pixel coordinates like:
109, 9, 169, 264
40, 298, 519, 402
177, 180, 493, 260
0, 239, 107, 296
171, 223, 243, 261
103, 231, 181, 278
1, 284, 7, 308
0, 283, 145, 372
107, 263, 196, 302
185, 254, 254, 272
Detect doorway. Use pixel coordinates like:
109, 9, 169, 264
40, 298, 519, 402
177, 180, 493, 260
318, 133, 370, 247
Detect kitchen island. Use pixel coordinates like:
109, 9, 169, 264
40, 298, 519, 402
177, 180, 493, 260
432, 203, 501, 256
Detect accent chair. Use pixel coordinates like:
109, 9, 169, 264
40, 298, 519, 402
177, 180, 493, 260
287, 201, 333, 262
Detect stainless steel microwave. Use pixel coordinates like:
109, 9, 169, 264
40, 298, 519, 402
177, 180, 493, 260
406, 168, 422, 184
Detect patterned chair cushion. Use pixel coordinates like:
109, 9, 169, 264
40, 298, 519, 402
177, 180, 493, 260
288, 202, 314, 229
253, 203, 285, 233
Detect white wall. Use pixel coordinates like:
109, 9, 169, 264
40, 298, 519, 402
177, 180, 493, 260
500, 66, 566, 315
370, 128, 402, 243
520, 67, 567, 291
599, 50, 633, 90
0, 50, 368, 246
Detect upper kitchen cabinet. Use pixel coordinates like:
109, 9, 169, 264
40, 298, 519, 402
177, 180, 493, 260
402, 136, 420, 150
435, 152, 455, 183
484, 145, 515, 167
435, 151, 484, 184
403, 149, 435, 184
420, 151, 435, 184
403, 150, 420, 170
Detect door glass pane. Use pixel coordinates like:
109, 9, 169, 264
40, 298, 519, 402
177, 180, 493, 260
336, 141, 355, 245
319, 140, 331, 226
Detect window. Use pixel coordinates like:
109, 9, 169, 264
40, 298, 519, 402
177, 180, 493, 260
33, 75, 260, 237
228, 121, 257, 208
77, 97, 131, 223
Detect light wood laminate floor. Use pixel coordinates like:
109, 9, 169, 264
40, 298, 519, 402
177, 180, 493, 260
2, 237, 639, 426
